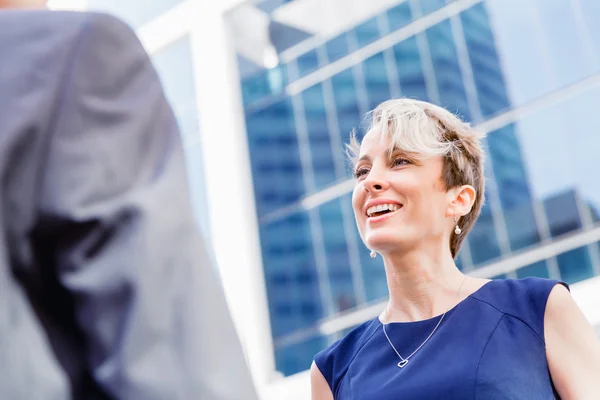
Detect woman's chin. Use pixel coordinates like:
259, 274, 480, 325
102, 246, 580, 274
365, 233, 407, 252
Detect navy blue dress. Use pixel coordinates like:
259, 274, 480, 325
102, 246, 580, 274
314, 278, 566, 399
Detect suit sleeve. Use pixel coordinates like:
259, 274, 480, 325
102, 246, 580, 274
34, 12, 258, 400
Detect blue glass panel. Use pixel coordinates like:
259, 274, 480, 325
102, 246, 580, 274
487, 124, 541, 251
393, 37, 429, 101
353, 16, 382, 48
516, 260, 550, 279
242, 65, 287, 106
296, 49, 320, 79
579, 0, 600, 59
460, 3, 510, 119
468, 186, 502, 265
386, 1, 413, 33
363, 53, 392, 110
301, 84, 337, 190
246, 99, 304, 216
419, 0, 447, 16
342, 193, 387, 302
544, 190, 582, 238
319, 198, 357, 312
87, 0, 183, 28
331, 68, 363, 146
275, 334, 327, 376
491, 274, 507, 280
326, 32, 351, 63
425, 19, 471, 121
261, 212, 323, 337
151, 37, 199, 145
556, 246, 594, 284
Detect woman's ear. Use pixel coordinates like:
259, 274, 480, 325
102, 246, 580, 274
446, 185, 476, 217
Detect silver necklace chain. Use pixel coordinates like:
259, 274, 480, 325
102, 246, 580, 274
382, 276, 467, 368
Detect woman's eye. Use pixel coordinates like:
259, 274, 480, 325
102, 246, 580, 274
354, 168, 369, 179
392, 158, 410, 167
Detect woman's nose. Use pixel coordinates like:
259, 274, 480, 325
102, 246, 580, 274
363, 169, 389, 193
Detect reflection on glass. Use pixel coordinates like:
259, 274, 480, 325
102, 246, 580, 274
151, 36, 199, 145
419, 0, 447, 16
87, 0, 183, 28
331, 68, 363, 146
353, 16, 382, 48
544, 190, 583, 238
516, 260, 550, 279
319, 198, 357, 313
275, 334, 327, 376
261, 213, 323, 338
460, 3, 510, 119
393, 36, 429, 101
386, 1, 413, 33
301, 84, 337, 190
556, 246, 594, 284
246, 99, 304, 216
363, 53, 392, 110
487, 124, 541, 251
425, 19, 471, 121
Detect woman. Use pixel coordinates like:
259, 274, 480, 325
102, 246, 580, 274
310, 99, 600, 399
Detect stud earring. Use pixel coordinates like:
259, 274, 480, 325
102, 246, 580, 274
454, 215, 462, 235
370, 250, 377, 258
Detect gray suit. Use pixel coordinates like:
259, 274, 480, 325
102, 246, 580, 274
0, 10, 258, 400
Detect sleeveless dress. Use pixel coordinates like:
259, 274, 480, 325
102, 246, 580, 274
314, 278, 566, 399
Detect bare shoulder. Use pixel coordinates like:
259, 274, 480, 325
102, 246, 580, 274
545, 283, 600, 398
310, 362, 334, 400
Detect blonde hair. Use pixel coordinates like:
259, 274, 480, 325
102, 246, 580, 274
347, 99, 486, 258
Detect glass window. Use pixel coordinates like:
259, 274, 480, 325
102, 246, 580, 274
468, 187, 502, 265
556, 246, 594, 284
296, 49, 321, 79
386, 1, 413, 33
319, 198, 358, 313
393, 36, 429, 101
578, 0, 600, 59
487, 124, 541, 251
87, 0, 184, 28
331, 68, 363, 146
459, 3, 510, 119
325, 32, 351, 63
516, 260, 550, 279
275, 334, 328, 376
151, 36, 199, 146
419, 0, 447, 16
425, 19, 471, 121
182, 143, 210, 241
241, 65, 287, 106
301, 84, 337, 191
362, 52, 392, 111
261, 212, 323, 338
246, 99, 305, 216
353, 16, 382, 49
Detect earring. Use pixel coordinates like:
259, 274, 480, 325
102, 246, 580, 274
454, 215, 462, 235
370, 250, 377, 258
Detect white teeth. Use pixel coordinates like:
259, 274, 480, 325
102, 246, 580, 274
367, 203, 401, 217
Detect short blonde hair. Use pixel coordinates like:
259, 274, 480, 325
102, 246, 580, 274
347, 99, 486, 258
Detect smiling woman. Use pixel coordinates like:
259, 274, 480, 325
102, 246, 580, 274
310, 99, 600, 400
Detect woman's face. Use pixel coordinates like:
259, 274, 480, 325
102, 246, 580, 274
352, 128, 454, 254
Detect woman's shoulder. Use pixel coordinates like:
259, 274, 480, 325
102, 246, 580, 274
469, 277, 568, 340
313, 318, 380, 394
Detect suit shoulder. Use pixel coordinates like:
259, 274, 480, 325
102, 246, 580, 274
313, 318, 379, 395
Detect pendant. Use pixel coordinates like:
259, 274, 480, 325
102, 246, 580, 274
397, 359, 408, 368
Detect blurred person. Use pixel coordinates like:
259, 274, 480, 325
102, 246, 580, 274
0, 9, 258, 400
311, 99, 600, 399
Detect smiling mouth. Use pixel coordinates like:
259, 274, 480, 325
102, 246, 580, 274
366, 204, 402, 218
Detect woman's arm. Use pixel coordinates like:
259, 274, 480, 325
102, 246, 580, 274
546, 284, 600, 398
311, 361, 334, 400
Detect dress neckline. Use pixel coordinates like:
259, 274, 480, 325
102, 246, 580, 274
377, 279, 494, 326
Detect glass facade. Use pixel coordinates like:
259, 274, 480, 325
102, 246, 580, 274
235, 0, 600, 376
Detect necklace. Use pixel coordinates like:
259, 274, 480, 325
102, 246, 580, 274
381, 276, 467, 368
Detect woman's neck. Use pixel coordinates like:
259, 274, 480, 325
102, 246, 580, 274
380, 248, 467, 323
